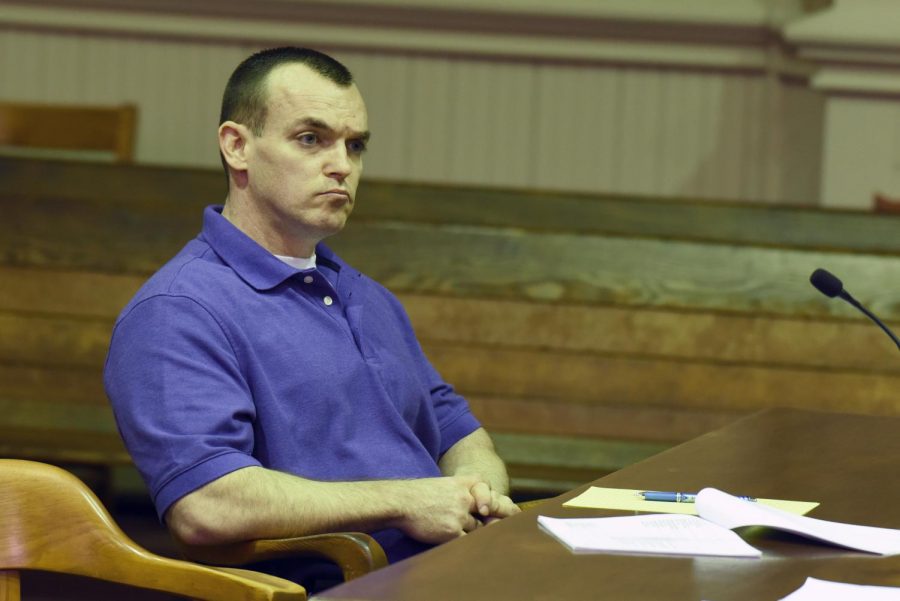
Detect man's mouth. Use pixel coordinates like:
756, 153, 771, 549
320, 189, 351, 201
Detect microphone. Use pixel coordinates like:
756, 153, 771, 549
809, 268, 900, 351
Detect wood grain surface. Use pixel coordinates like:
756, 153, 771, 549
2, 156, 899, 492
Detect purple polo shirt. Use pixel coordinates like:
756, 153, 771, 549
104, 205, 481, 566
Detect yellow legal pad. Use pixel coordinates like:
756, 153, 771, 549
564, 487, 820, 516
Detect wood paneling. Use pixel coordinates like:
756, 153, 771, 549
0, 314, 112, 367
0, 266, 144, 318
401, 295, 899, 372
0, 427, 129, 465
354, 182, 900, 253
7, 156, 897, 255
428, 344, 900, 415
490, 431, 669, 492
0, 397, 114, 432
0, 365, 107, 408
332, 222, 900, 320
466, 396, 736, 444
2, 157, 899, 493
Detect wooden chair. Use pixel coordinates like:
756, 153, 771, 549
873, 192, 900, 214
0, 459, 387, 601
0, 101, 137, 162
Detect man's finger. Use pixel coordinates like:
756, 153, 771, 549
463, 513, 481, 533
496, 495, 520, 517
489, 490, 503, 514
469, 481, 493, 516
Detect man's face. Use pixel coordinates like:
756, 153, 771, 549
242, 63, 369, 252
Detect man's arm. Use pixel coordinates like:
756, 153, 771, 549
167, 467, 486, 547
438, 428, 520, 521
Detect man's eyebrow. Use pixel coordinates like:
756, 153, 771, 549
293, 117, 370, 142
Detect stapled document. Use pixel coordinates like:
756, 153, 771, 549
538, 513, 762, 558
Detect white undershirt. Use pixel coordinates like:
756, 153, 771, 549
274, 253, 317, 271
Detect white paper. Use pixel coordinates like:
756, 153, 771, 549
779, 577, 900, 600
537, 513, 762, 558
541, 488, 900, 560
695, 488, 900, 555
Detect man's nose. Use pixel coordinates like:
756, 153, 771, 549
325, 144, 353, 180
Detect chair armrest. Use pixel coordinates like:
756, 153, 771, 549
182, 503, 544, 582
179, 532, 388, 582
1, 459, 306, 600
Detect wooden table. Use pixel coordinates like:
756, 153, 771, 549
317, 408, 900, 600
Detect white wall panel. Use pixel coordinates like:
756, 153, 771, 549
0, 29, 246, 168
447, 60, 496, 185
532, 65, 622, 195
406, 56, 455, 183
737, 76, 767, 202
658, 72, 701, 197
0, 24, 824, 205
781, 83, 824, 206
433, 60, 538, 188
344, 51, 413, 181
626, 68, 653, 195
672, 73, 717, 198
480, 62, 538, 188
821, 98, 897, 209
715, 75, 747, 201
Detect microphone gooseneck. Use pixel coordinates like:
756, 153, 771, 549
809, 268, 900, 351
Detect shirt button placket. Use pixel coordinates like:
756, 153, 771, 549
301, 272, 336, 308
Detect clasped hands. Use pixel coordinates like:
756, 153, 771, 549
397, 475, 520, 544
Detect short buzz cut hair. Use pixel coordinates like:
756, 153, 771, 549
220, 46, 354, 137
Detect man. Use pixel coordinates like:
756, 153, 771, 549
104, 47, 518, 589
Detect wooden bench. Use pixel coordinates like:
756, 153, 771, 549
2, 155, 899, 496
0, 102, 137, 163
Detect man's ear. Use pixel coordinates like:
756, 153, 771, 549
219, 121, 250, 172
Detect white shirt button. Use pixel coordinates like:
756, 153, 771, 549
303, 275, 314, 284
323, 296, 334, 306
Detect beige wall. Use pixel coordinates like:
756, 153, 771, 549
786, 0, 900, 209
3, 0, 896, 208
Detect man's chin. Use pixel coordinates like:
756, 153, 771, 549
316, 216, 350, 239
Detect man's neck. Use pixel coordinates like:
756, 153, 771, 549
221, 198, 319, 258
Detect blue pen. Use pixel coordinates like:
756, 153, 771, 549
639, 491, 756, 503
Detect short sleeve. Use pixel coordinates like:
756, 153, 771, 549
104, 294, 261, 519
422, 362, 482, 455
380, 292, 482, 455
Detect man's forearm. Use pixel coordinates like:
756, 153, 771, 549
167, 466, 482, 546
439, 428, 510, 495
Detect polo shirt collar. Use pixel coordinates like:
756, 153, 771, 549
201, 205, 312, 291
314, 242, 344, 275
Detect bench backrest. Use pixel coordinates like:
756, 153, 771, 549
0, 102, 137, 162
2, 156, 899, 493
